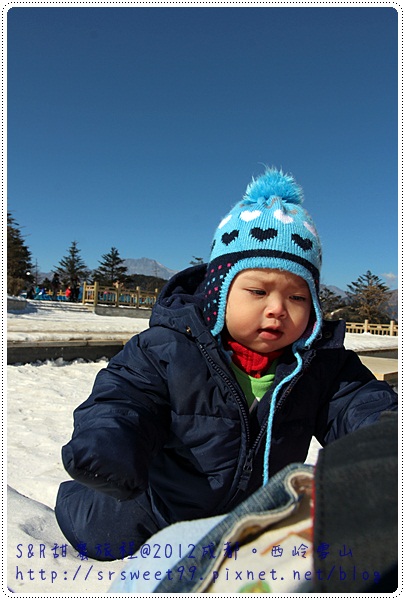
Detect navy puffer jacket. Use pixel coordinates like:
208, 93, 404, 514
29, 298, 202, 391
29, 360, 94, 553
62, 265, 397, 525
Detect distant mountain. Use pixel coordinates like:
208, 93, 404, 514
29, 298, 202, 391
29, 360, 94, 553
320, 284, 347, 298
38, 258, 178, 284
123, 257, 178, 281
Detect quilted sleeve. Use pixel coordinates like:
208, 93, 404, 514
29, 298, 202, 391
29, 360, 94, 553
61, 333, 171, 500
315, 349, 397, 446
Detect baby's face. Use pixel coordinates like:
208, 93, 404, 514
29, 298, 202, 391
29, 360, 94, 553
225, 269, 312, 353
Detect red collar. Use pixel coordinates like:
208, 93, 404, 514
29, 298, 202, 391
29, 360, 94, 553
223, 333, 283, 378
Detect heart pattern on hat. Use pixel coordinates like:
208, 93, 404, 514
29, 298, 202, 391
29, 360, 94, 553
221, 230, 239, 246
240, 210, 262, 222
292, 234, 313, 251
273, 208, 294, 224
304, 221, 318, 237
250, 227, 278, 242
218, 214, 232, 229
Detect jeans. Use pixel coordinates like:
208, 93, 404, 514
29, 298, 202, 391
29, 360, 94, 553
152, 462, 314, 593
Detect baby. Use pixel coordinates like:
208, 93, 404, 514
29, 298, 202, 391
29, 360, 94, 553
56, 168, 397, 561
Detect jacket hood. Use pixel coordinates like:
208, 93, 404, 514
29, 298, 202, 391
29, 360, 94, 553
149, 265, 209, 335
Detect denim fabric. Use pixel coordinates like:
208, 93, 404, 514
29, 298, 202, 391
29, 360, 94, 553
153, 462, 313, 593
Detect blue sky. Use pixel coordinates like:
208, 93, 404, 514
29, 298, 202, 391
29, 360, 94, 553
7, 6, 398, 290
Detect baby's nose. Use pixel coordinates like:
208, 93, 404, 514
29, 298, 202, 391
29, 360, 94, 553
265, 295, 286, 318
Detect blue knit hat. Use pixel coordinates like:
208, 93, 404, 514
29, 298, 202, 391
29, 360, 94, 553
204, 167, 323, 347
203, 168, 323, 486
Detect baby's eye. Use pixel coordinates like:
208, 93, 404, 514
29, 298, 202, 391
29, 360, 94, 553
248, 289, 266, 296
290, 295, 307, 302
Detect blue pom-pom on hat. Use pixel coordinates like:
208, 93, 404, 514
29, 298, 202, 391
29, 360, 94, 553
243, 168, 304, 205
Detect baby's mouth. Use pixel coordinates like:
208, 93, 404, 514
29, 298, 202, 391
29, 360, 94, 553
258, 327, 283, 340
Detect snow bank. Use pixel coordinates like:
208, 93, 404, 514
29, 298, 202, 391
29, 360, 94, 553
7, 300, 149, 342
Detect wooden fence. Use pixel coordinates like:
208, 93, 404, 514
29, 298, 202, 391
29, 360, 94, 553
82, 282, 159, 309
345, 320, 398, 336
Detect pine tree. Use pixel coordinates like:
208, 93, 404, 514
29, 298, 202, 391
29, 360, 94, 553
92, 247, 128, 286
346, 271, 392, 323
7, 212, 34, 295
319, 286, 344, 319
55, 241, 89, 286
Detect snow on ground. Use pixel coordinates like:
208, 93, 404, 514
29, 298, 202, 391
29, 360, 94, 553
344, 331, 398, 352
5, 300, 399, 593
7, 300, 149, 342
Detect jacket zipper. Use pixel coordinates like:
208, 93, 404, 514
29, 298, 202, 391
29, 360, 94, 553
197, 341, 258, 502
237, 353, 316, 491
197, 341, 251, 448
197, 340, 314, 495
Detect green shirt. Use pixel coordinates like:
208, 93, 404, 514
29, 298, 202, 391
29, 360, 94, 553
230, 360, 278, 408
